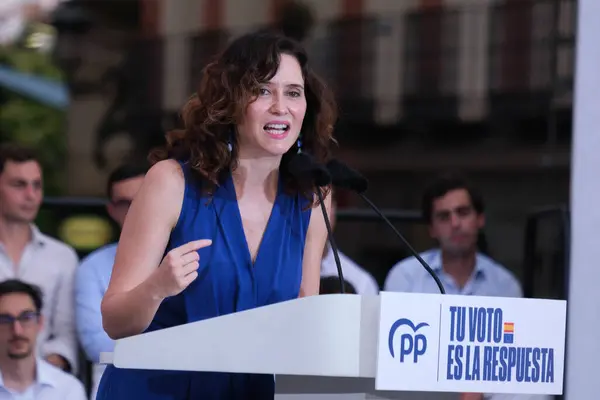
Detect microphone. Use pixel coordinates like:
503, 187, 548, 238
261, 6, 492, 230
288, 153, 347, 294
287, 152, 331, 187
326, 159, 446, 295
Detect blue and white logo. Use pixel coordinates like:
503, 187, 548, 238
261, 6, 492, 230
388, 318, 429, 363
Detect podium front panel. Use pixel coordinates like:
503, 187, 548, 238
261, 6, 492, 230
376, 292, 566, 396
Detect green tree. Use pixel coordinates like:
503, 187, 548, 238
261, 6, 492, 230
0, 43, 67, 196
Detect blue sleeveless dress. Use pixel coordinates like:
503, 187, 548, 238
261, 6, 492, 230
96, 162, 312, 399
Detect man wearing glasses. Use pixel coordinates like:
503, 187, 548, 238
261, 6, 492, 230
0, 279, 86, 399
74, 163, 147, 399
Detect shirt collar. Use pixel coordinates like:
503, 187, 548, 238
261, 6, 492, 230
0, 225, 46, 253
429, 249, 486, 278
0, 358, 56, 390
29, 225, 47, 247
35, 359, 56, 387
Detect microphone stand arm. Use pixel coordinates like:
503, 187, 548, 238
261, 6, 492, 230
316, 188, 346, 294
359, 193, 446, 295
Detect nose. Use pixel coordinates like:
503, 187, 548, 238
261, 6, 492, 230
269, 92, 287, 115
11, 321, 24, 335
449, 213, 461, 228
24, 184, 37, 200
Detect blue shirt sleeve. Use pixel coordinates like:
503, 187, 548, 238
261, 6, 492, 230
384, 259, 415, 293
74, 252, 115, 363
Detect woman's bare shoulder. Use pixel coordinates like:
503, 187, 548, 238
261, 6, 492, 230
135, 159, 186, 220
146, 159, 184, 185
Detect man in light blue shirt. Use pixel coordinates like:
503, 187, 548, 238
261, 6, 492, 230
74, 163, 147, 398
384, 173, 522, 297
384, 173, 543, 400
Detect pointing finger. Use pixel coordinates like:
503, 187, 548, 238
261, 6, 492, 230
177, 239, 212, 256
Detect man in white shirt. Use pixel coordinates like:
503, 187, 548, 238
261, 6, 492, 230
0, 144, 78, 372
0, 279, 86, 399
321, 195, 379, 295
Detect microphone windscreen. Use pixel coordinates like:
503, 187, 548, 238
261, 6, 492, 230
288, 152, 314, 177
326, 159, 368, 193
288, 153, 331, 187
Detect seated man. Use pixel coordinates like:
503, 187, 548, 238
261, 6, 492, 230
384, 172, 521, 297
321, 196, 379, 295
0, 144, 78, 372
384, 173, 548, 400
0, 279, 86, 399
74, 163, 147, 399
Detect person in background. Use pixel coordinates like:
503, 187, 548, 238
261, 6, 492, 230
0, 144, 78, 372
0, 279, 86, 399
321, 195, 379, 295
384, 172, 521, 297
74, 163, 147, 399
384, 173, 551, 400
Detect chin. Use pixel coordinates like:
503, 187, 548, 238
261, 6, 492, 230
8, 349, 30, 360
259, 141, 296, 157
20, 215, 37, 224
271, 146, 294, 156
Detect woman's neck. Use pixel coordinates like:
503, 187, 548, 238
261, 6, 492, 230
233, 155, 281, 197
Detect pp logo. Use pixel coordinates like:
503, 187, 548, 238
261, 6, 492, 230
388, 318, 429, 363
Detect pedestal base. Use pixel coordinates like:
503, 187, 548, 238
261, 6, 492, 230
275, 375, 459, 400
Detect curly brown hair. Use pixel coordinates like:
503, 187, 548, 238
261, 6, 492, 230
149, 30, 337, 205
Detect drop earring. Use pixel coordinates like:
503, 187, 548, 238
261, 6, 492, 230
227, 130, 234, 152
296, 136, 302, 154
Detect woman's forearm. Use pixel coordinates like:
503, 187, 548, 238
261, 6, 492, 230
101, 277, 165, 339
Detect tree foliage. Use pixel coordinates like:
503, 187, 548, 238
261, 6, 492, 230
0, 45, 67, 195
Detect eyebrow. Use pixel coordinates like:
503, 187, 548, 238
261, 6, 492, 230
434, 204, 473, 215
8, 178, 41, 184
264, 82, 304, 91
286, 83, 304, 91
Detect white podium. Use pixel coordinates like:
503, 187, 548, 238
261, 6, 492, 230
100, 292, 566, 399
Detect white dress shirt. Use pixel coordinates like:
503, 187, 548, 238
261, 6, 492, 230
0, 358, 86, 400
0, 225, 78, 371
321, 246, 379, 295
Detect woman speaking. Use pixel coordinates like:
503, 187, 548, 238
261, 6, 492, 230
96, 30, 338, 399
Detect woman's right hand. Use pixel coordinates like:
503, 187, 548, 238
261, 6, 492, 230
150, 239, 213, 299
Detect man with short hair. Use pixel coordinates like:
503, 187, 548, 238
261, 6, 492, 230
0, 144, 78, 372
0, 279, 86, 399
75, 162, 148, 398
384, 173, 550, 400
384, 172, 521, 297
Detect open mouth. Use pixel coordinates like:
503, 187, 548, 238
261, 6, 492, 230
263, 123, 290, 136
